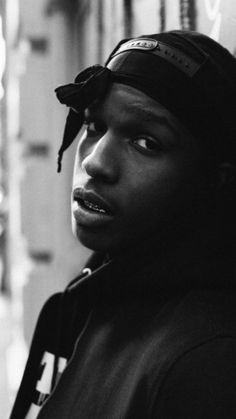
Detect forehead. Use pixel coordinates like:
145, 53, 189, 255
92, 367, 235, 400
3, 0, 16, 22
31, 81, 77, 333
87, 83, 192, 137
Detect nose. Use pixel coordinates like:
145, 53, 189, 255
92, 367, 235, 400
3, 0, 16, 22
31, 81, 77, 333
81, 134, 119, 183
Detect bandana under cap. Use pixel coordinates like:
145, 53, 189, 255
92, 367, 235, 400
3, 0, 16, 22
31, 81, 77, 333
55, 30, 236, 172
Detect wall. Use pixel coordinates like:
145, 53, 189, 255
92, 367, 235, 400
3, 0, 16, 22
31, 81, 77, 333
19, 0, 89, 345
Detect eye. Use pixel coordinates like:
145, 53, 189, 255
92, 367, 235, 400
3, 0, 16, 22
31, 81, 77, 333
84, 120, 106, 136
132, 137, 162, 154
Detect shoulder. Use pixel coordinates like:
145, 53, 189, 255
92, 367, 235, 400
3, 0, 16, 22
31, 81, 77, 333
24, 292, 63, 356
146, 287, 236, 386
147, 288, 236, 414
151, 336, 236, 418
178, 287, 236, 336
35, 292, 63, 333
39, 292, 62, 317
164, 287, 236, 344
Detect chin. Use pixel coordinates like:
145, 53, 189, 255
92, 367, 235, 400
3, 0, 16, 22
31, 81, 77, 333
72, 222, 113, 253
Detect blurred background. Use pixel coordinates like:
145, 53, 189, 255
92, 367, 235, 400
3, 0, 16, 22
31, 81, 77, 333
0, 0, 236, 416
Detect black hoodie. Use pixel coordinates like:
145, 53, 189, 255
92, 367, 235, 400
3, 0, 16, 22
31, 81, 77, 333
10, 246, 236, 419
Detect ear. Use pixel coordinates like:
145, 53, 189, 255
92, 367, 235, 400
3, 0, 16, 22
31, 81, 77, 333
216, 162, 236, 189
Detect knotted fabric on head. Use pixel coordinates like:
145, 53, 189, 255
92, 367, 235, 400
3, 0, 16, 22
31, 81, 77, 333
55, 30, 236, 172
55, 65, 111, 172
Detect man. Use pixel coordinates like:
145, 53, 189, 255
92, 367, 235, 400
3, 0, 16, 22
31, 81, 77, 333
11, 30, 236, 418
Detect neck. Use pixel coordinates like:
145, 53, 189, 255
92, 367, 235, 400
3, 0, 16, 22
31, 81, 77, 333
108, 217, 234, 289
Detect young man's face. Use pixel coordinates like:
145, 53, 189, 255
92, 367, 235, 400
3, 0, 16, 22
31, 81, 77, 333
71, 83, 207, 255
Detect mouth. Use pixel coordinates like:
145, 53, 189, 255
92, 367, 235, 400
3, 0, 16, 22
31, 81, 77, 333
72, 187, 114, 227
76, 197, 109, 214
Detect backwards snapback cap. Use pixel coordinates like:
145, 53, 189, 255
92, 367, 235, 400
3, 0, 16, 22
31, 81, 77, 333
55, 30, 236, 172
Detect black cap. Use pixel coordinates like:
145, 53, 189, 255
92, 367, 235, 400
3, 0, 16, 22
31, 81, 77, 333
55, 30, 236, 171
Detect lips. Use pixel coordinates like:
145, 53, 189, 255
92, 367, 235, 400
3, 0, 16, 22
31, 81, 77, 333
81, 199, 107, 214
73, 188, 113, 214
72, 187, 114, 227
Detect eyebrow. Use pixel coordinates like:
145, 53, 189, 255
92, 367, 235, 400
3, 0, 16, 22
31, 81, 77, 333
121, 102, 184, 144
86, 101, 182, 140
87, 103, 174, 125
126, 102, 179, 129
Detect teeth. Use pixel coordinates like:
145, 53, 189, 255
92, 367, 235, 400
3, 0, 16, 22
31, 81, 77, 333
84, 200, 107, 214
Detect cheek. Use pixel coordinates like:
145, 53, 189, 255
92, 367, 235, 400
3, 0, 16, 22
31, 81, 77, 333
73, 128, 88, 171
72, 143, 80, 181
122, 159, 202, 223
